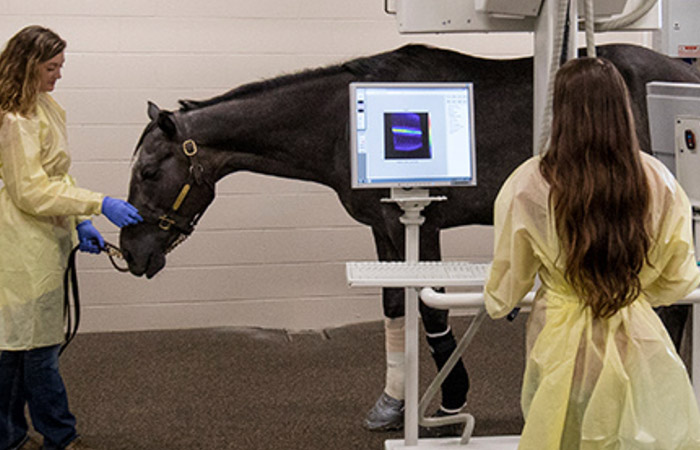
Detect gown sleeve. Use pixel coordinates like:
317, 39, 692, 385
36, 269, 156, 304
644, 178, 700, 306
0, 113, 103, 217
484, 169, 541, 319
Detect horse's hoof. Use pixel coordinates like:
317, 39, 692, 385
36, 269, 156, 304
419, 422, 464, 438
419, 408, 466, 438
364, 392, 404, 431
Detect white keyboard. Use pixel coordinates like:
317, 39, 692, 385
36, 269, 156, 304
346, 261, 492, 287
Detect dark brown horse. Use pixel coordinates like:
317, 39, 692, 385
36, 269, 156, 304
119, 43, 700, 424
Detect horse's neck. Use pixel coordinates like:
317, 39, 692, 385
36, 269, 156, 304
181, 89, 344, 186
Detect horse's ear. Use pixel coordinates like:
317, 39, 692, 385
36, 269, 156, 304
147, 101, 160, 121
156, 111, 177, 139
148, 101, 177, 138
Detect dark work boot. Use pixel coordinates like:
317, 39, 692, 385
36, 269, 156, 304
11, 436, 40, 450
64, 437, 95, 450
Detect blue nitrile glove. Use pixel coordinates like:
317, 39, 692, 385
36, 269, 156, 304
102, 197, 143, 228
76, 220, 104, 254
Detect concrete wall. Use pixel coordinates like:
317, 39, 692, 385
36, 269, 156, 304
0, 1, 652, 332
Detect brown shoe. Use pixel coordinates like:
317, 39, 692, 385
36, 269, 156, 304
19, 436, 42, 450
64, 437, 95, 450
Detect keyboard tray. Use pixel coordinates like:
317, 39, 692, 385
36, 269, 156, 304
346, 261, 491, 287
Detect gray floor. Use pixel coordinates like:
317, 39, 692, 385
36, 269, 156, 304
48, 315, 527, 449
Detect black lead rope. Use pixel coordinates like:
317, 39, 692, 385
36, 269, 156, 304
60, 245, 81, 356
60, 241, 128, 356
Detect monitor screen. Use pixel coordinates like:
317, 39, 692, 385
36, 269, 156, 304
349, 82, 476, 189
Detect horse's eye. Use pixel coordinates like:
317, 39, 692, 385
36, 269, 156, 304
141, 166, 160, 180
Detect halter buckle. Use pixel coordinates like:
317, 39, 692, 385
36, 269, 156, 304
158, 215, 176, 231
182, 139, 198, 156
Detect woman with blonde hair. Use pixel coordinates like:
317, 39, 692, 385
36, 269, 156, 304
0, 25, 142, 450
485, 57, 700, 449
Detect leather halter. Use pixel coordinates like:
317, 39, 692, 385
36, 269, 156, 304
143, 139, 213, 236
102, 139, 213, 270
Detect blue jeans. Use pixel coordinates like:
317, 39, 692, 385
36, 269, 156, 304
0, 345, 77, 450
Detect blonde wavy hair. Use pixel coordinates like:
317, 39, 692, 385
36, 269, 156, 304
0, 25, 66, 117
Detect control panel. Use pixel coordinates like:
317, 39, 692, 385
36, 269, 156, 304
675, 116, 700, 205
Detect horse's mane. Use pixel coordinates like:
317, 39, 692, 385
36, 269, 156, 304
177, 44, 452, 111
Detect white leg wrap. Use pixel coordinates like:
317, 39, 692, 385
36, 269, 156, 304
384, 317, 405, 400
439, 404, 465, 414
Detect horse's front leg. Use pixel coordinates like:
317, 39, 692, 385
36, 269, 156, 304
363, 223, 407, 432
364, 222, 469, 436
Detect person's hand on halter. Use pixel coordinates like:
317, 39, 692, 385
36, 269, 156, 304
102, 197, 143, 228
76, 220, 104, 254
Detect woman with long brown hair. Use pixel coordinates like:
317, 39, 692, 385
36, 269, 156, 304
485, 57, 700, 448
0, 26, 142, 450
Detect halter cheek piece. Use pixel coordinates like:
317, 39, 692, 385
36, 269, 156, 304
143, 139, 214, 238
157, 139, 201, 233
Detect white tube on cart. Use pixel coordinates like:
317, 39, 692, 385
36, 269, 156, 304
421, 287, 700, 406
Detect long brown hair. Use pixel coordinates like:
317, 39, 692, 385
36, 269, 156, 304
540, 57, 651, 318
0, 25, 66, 117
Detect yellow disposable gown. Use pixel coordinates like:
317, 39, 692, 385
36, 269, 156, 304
0, 93, 103, 351
484, 154, 700, 450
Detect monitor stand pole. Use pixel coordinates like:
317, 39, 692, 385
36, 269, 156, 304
381, 188, 446, 446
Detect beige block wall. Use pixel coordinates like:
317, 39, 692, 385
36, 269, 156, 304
0, 1, 652, 332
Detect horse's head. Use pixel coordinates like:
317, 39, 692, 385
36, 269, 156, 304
119, 102, 215, 278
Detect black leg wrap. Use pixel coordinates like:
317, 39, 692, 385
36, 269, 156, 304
427, 329, 469, 411
655, 304, 689, 351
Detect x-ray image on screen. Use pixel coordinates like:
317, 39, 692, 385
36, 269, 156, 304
384, 112, 431, 159
349, 82, 476, 188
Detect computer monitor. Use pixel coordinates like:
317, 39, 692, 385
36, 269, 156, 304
349, 82, 477, 189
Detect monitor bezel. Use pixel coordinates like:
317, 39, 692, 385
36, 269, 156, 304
349, 81, 477, 189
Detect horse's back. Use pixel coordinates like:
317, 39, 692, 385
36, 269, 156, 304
595, 44, 700, 153
597, 44, 700, 83
433, 44, 700, 228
